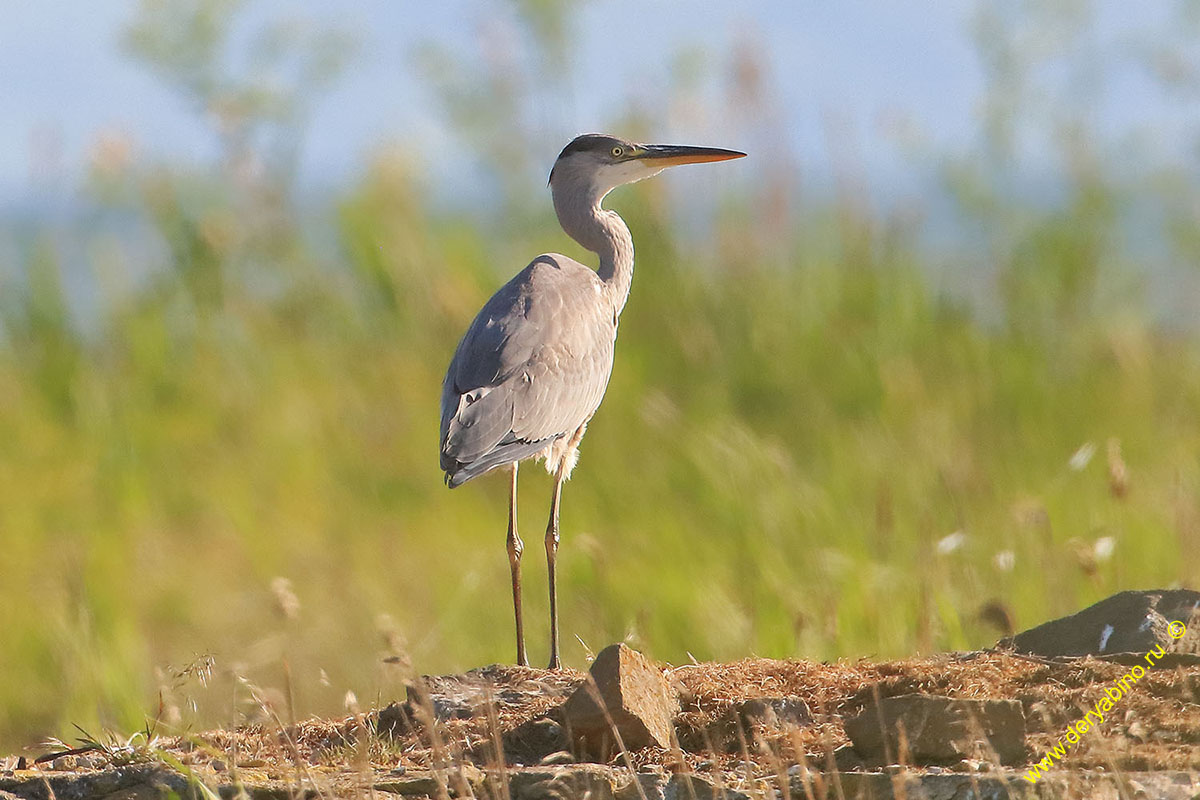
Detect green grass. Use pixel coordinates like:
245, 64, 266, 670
1, 138, 1198, 753
2, 0, 1199, 754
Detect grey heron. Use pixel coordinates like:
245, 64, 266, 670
440, 134, 745, 668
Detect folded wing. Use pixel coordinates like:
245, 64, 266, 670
440, 255, 617, 487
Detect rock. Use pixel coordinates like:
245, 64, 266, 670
0, 766, 190, 800
561, 644, 680, 753
373, 773, 433, 795
497, 715, 569, 765
509, 765, 618, 800
403, 664, 582, 723
844, 693, 1026, 766
831, 744, 864, 772
664, 774, 750, 800
1005, 589, 1200, 658
615, 772, 667, 800
375, 702, 415, 737
101, 787, 165, 800
538, 751, 575, 766
791, 771, 1200, 800
228, 781, 322, 800
10, 764, 1199, 800
734, 697, 811, 728
447, 764, 485, 796
374, 765, 483, 797
706, 697, 812, 752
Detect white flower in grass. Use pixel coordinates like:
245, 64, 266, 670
1069, 442, 1096, 471
936, 530, 966, 555
1093, 536, 1116, 562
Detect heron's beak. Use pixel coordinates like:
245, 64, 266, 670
634, 144, 747, 166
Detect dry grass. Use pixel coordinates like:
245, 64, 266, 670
27, 652, 1191, 785
6, 0, 1200, 760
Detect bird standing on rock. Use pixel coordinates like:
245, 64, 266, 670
440, 134, 745, 668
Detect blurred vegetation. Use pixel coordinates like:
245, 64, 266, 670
1, 0, 1199, 752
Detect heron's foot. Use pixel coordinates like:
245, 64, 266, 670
546, 655, 560, 670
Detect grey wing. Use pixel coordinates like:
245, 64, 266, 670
440, 255, 616, 487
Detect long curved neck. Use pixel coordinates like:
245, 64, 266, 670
552, 183, 635, 315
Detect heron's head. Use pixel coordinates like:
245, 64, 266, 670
549, 134, 745, 201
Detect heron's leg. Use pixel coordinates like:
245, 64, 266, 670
506, 462, 528, 667
544, 460, 567, 670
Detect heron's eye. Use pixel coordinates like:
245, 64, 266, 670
611, 146, 624, 158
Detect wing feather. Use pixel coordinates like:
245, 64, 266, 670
440, 254, 616, 484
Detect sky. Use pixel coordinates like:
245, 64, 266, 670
0, 1, 1194, 208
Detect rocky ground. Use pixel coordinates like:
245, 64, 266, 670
3, 590, 1200, 799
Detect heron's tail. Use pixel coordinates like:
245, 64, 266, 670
442, 437, 552, 488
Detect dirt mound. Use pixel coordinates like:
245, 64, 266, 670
7, 649, 1199, 798
115, 651, 1200, 772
